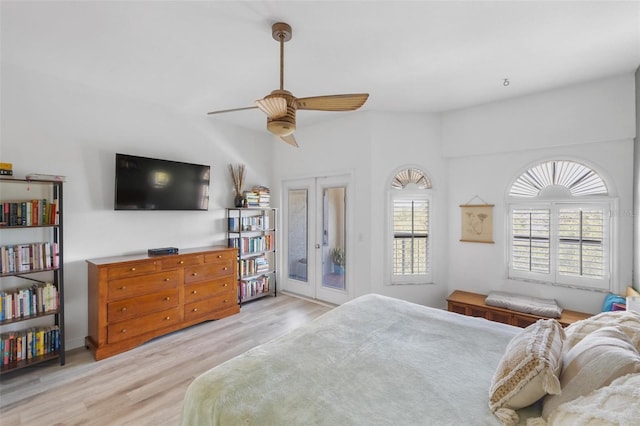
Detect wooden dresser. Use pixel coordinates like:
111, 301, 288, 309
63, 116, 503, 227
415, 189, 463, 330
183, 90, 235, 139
447, 290, 591, 328
86, 246, 239, 360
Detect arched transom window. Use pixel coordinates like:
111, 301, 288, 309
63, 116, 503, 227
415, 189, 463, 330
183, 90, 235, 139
507, 160, 612, 291
388, 167, 432, 285
509, 160, 607, 197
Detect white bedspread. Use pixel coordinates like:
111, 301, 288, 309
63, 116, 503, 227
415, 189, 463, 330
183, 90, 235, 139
181, 294, 540, 425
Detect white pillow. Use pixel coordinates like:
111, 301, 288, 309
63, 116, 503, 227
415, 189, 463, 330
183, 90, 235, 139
547, 373, 640, 425
564, 310, 640, 351
542, 326, 640, 419
489, 319, 564, 426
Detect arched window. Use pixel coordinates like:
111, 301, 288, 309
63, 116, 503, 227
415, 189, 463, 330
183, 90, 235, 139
388, 167, 433, 285
507, 160, 612, 290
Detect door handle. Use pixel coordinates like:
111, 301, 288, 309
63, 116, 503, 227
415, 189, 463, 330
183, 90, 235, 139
315, 244, 320, 249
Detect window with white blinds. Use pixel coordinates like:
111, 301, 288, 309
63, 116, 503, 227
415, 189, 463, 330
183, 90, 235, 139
393, 199, 429, 277
511, 208, 551, 274
557, 206, 606, 280
388, 167, 432, 285
509, 203, 610, 290
508, 160, 611, 290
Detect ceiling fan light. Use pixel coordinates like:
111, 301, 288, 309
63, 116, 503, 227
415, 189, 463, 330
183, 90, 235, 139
267, 120, 296, 136
256, 97, 287, 118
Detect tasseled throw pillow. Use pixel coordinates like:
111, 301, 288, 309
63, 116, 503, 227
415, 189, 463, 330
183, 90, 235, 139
489, 319, 564, 426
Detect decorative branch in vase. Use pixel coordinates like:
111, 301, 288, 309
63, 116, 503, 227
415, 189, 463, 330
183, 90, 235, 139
228, 163, 246, 207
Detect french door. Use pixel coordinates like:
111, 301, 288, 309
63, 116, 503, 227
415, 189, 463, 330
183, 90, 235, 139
281, 174, 352, 305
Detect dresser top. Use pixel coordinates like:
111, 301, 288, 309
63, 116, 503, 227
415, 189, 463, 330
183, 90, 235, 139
86, 246, 234, 266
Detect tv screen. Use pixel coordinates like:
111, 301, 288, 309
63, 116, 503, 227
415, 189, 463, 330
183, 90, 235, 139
114, 153, 210, 210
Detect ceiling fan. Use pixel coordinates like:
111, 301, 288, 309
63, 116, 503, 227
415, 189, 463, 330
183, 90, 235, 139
207, 22, 369, 147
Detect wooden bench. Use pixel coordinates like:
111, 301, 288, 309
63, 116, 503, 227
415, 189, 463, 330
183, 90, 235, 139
446, 290, 591, 328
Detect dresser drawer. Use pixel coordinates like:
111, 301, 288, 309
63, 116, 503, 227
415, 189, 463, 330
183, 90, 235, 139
185, 277, 236, 304
107, 288, 179, 322
204, 250, 236, 264
184, 263, 233, 284
184, 294, 236, 321
107, 260, 158, 280
108, 307, 181, 344
107, 270, 180, 301
159, 254, 203, 270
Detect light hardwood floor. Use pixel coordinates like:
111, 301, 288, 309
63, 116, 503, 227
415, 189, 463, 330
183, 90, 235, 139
0, 293, 332, 426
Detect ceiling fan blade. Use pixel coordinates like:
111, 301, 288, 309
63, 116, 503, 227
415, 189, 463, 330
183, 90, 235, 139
207, 106, 258, 115
296, 94, 369, 111
280, 134, 298, 147
256, 97, 288, 118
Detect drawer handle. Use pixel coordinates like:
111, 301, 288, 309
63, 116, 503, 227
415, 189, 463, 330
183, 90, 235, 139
192, 307, 198, 312
217, 255, 222, 258
179, 260, 184, 264
191, 290, 197, 294
121, 329, 127, 334
223, 283, 228, 287
165, 316, 171, 321
223, 299, 228, 303
121, 307, 127, 312
120, 286, 127, 290
164, 278, 170, 282
165, 297, 171, 301
130, 267, 136, 272
192, 272, 197, 276
222, 267, 228, 271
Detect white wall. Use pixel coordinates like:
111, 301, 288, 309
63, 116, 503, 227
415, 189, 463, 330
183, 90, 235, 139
368, 112, 448, 307
1, 63, 274, 349
2, 62, 636, 350
442, 74, 636, 314
271, 113, 374, 300
271, 111, 449, 308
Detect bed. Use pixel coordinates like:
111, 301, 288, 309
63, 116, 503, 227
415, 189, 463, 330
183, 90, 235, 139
181, 294, 542, 425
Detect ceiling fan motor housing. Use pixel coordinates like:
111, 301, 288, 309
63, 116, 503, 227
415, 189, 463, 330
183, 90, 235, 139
266, 91, 297, 136
267, 113, 296, 136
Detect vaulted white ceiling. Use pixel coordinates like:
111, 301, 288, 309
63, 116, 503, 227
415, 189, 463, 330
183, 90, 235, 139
2, 1, 639, 132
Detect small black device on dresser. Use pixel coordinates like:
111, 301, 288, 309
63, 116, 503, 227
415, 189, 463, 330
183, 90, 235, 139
148, 247, 179, 256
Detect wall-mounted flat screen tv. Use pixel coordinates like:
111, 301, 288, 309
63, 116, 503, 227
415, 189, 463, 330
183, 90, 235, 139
114, 153, 210, 210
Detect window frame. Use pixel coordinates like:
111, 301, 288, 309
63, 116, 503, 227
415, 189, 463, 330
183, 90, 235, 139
507, 198, 614, 291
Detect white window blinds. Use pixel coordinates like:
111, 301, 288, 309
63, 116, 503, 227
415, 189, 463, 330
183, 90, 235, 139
511, 208, 550, 274
509, 202, 609, 290
392, 199, 429, 277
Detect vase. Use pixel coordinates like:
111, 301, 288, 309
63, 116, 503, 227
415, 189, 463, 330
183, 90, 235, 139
234, 194, 244, 208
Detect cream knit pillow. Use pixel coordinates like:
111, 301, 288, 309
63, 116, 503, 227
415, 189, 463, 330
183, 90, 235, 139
489, 319, 564, 426
542, 326, 640, 419
564, 310, 640, 351
547, 373, 640, 426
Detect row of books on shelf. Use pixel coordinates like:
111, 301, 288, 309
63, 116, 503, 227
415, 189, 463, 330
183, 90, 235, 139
0, 162, 12, 176
240, 256, 270, 276
1, 282, 59, 321
228, 214, 270, 232
0, 199, 58, 227
228, 235, 274, 254
1, 242, 60, 274
239, 275, 270, 300
1, 325, 61, 366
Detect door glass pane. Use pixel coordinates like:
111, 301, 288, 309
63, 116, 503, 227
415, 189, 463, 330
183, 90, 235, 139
288, 189, 308, 282
323, 187, 345, 290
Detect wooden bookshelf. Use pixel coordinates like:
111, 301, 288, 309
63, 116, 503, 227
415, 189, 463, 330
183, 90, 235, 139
227, 208, 277, 304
